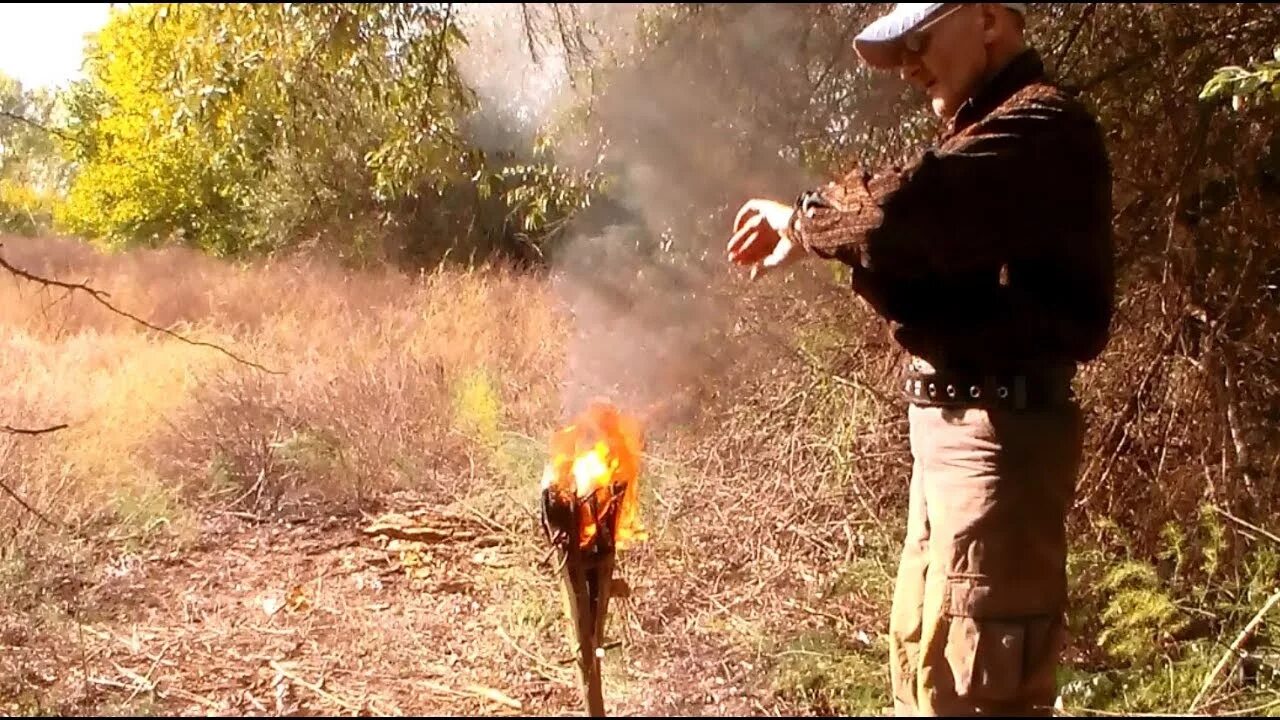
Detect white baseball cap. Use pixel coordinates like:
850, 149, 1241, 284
854, 3, 1028, 68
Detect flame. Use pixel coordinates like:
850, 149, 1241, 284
541, 400, 647, 551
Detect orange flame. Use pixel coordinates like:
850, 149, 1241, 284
541, 400, 647, 551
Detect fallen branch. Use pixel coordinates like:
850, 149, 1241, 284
421, 680, 523, 711
164, 686, 225, 711
0, 247, 281, 375
495, 624, 575, 688
268, 660, 381, 715
361, 510, 505, 547
87, 675, 135, 691
122, 642, 172, 705
1188, 587, 1280, 714
1216, 695, 1280, 717
362, 524, 478, 544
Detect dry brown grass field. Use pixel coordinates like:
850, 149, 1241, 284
0, 233, 916, 716
3, 228, 1278, 717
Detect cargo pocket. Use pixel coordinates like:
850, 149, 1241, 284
943, 576, 1051, 705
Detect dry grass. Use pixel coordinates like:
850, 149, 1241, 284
0, 234, 565, 528
0, 233, 905, 716
2, 233, 1276, 717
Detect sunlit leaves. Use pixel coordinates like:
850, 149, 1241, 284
1200, 48, 1280, 110
0, 72, 64, 235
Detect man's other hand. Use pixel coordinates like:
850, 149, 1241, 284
726, 198, 806, 280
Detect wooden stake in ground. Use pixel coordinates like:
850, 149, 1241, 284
539, 401, 647, 718
551, 531, 615, 717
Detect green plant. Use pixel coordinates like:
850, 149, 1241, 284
771, 629, 891, 716
1201, 47, 1280, 109
1096, 561, 1187, 666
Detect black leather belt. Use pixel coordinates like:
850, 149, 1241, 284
900, 368, 1075, 410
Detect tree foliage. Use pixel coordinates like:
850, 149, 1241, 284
3, 4, 1280, 713
0, 72, 63, 236
3, 3, 1280, 542
53, 3, 597, 265
1202, 45, 1280, 109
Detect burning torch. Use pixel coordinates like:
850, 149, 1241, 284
538, 400, 647, 718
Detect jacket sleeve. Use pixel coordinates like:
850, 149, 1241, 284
788, 95, 1072, 281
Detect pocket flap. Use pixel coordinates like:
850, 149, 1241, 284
947, 576, 1061, 620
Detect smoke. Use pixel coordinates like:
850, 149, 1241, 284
453, 4, 850, 431
452, 5, 573, 153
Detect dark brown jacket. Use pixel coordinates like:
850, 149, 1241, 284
790, 49, 1114, 374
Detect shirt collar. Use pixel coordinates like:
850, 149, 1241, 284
948, 48, 1047, 134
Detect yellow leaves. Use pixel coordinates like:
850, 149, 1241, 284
285, 584, 311, 613
60, 3, 255, 250
260, 584, 313, 617
59, 1, 583, 259
0, 179, 55, 229
389, 539, 435, 581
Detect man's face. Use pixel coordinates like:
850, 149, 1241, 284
897, 4, 991, 119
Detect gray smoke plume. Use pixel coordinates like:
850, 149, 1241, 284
454, 4, 846, 430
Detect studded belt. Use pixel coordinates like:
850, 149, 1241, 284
900, 367, 1076, 410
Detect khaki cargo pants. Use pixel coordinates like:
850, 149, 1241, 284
889, 402, 1084, 716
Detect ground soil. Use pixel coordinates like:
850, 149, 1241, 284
2, 491, 887, 717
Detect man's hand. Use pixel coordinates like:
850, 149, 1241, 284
726, 198, 806, 280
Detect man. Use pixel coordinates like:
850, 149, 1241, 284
726, 3, 1114, 716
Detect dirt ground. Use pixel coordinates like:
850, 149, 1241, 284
2, 488, 892, 717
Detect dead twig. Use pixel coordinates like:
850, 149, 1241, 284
0, 479, 59, 528
2, 423, 69, 435
1211, 505, 1280, 546
165, 686, 225, 711
88, 675, 134, 690
1052, 2, 1097, 77
269, 659, 381, 715
494, 624, 574, 688
1216, 696, 1280, 716
782, 598, 854, 629
0, 248, 281, 375
420, 679, 524, 711
121, 643, 171, 704
362, 524, 479, 544
1188, 587, 1280, 714
0, 108, 87, 146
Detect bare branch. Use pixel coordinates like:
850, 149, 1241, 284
1189, 587, 1280, 713
424, 2, 455, 99
811, 17, 859, 96
0, 108, 87, 147
1052, 3, 1097, 78
0, 246, 282, 375
1212, 505, 1280, 546
0, 478, 59, 529
1079, 15, 1280, 93
3, 423, 69, 436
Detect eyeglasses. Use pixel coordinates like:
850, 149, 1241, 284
901, 3, 967, 56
